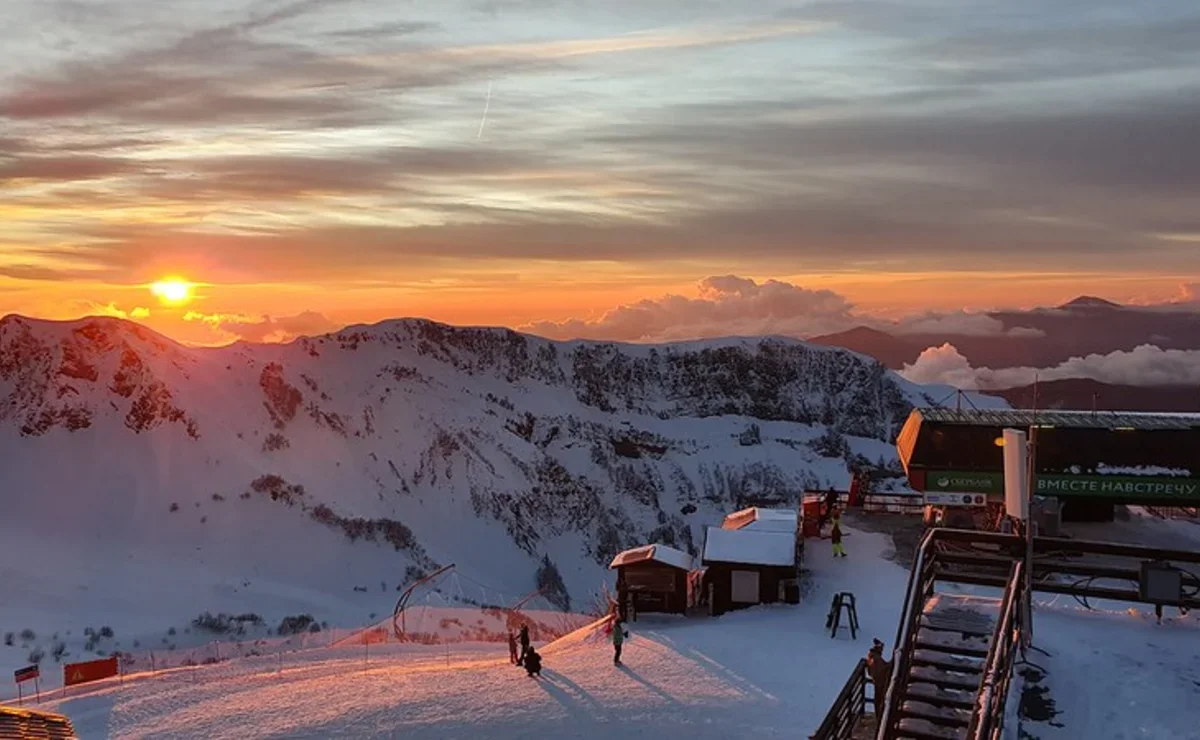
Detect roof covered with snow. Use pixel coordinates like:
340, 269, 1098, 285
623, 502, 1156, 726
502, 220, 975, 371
916, 408, 1200, 431
609, 544, 695, 571
702, 527, 795, 567
722, 507, 798, 533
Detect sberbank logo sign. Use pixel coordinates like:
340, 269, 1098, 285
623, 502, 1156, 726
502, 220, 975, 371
934, 473, 1000, 493
929, 471, 1200, 500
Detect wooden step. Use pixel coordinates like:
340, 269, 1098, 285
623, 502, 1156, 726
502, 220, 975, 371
897, 717, 967, 740
920, 594, 1001, 637
914, 638, 990, 660
905, 681, 976, 711
914, 628, 991, 655
911, 650, 985, 674
901, 700, 971, 728
909, 665, 983, 692
918, 616, 995, 638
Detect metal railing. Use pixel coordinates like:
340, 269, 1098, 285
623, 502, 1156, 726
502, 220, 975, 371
875, 529, 938, 739
967, 560, 1024, 740
810, 658, 870, 740
802, 491, 926, 516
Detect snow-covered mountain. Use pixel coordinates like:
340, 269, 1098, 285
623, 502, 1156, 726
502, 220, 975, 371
0, 314, 998, 653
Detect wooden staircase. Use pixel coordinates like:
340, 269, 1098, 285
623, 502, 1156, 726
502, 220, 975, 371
817, 527, 1200, 740
892, 594, 999, 739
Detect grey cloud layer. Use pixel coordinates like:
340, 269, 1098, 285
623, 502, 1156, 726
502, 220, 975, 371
1, 0, 1198, 279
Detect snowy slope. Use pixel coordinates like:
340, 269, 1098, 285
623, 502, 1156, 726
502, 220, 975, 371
0, 314, 1002, 681
23, 523, 913, 739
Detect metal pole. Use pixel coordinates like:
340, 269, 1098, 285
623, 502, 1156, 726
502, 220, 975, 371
1023, 425, 1038, 648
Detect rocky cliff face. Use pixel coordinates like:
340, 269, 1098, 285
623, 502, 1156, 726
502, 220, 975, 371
0, 314, 968, 605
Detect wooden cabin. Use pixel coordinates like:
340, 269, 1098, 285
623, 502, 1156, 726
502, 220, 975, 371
701, 519, 801, 617
609, 544, 694, 621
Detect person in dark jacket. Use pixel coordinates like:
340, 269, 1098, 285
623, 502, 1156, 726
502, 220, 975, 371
517, 624, 531, 665
523, 647, 542, 677
612, 618, 628, 665
823, 488, 839, 528
831, 511, 846, 557
867, 639, 893, 716
507, 630, 518, 664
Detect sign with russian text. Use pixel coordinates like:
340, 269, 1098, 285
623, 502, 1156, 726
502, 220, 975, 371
64, 656, 118, 687
928, 471, 1200, 500
14, 664, 39, 683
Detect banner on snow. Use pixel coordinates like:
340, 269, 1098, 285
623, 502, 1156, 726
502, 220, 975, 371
64, 656, 118, 687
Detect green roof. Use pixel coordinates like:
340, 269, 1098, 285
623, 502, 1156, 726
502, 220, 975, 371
916, 408, 1200, 431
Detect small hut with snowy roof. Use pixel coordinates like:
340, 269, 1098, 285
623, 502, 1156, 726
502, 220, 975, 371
609, 544, 694, 621
701, 507, 802, 616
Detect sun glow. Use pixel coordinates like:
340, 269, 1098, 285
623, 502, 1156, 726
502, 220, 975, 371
150, 278, 194, 306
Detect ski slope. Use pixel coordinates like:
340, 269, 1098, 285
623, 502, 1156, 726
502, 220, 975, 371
9, 518, 1200, 738
20, 524, 911, 738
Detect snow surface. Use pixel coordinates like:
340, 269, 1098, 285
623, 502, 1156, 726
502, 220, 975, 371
701, 527, 795, 567
14, 525, 911, 739
1012, 603, 1200, 740
609, 545, 694, 572
7, 516, 1196, 739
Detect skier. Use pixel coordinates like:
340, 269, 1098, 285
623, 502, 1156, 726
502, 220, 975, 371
517, 624, 531, 666
523, 647, 543, 677
831, 510, 846, 558
612, 617, 629, 666
866, 639, 893, 716
507, 630, 518, 664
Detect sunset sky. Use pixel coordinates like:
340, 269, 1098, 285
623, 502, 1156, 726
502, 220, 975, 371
2, 0, 1198, 345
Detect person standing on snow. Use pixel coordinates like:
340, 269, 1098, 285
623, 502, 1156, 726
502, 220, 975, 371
612, 617, 629, 665
507, 630, 519, 664
866, 639, 893, 716
823, 488, 839, 528
517, 624, 531, 666
831, 510, 847, 558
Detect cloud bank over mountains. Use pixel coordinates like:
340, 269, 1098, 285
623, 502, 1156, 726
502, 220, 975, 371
900, 343, 1200, 390
525, 274, 1200, 390
524, 275, 1049, 342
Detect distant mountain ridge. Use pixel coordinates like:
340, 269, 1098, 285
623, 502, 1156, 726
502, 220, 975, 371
809, 295, 1200, 408
1056, 295, 1124, 310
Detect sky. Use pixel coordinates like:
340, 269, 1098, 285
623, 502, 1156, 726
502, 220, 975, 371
1, 0, 1199, 345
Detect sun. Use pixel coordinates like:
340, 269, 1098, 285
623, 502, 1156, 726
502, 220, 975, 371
150, 278, 194, 306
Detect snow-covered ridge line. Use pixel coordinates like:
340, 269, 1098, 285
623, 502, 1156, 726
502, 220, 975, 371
1, 312, 1003, 692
